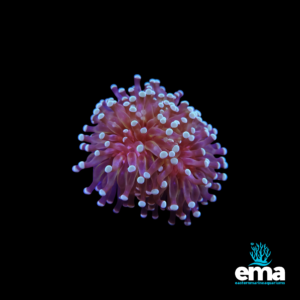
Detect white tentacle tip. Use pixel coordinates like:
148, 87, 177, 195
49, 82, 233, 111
188, 201, 195, 208
204, 159, 210, 167
140, 127, 147, 134
158, 166, 163, 172
119, 195, 128, 201
139, 91, 146, 97
99, 189, 106, 196
78, 161, 85, 169
170, 204, 179, 211
138, 200, 146, 207
128, 165, 136, 172
210, 195, 217, 202
170, 158, 178, 165
97, 201, 104, 207
161, 201, 167, 208
159, 151, 168, 159
172, 145, 180, 153
94, 150, 100, 156
99, 132, 105, 139
98, 113, 105, 120
72, 165, 79, 172
193, 211, 201, 218
211, 134, 217, 140
104, 141, 110, 147
83, 188, 91, 195
166, 128, 173, 136
129, 96, 136, 102
160, 181, 167, 188
143, 172, 150, 179
137, 176, 145, 184
83, 125, 88, 132
78, 134, 84, 141
136, 144, 144, 152
202, 178, 208, 184
185, 169, 191, 176
169, 151, 175, 157
131, 120, 138, 126
222, 147, 227, 155
151, 189, 159, 195
182, 131, 190, 138
222, 173, 228, 181
105, 165, 112, 173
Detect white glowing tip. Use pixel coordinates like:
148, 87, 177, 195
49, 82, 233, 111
129, 96, 136, 102
181, 101, 189, 105
94, 150, 100, 156
85, 145, 89, 151
122, 97, 128, 101
157, 113, 163, 120
104, 141, 110, 147
138, 201, 146, 207
222, 147, 228, 155
161, 201, 167, 208
83, 125, 88, 132
183, 131, 190, 138
224, 162, 228, 169
211, 134, 217, 140
181, 117, 187, 123
189, 135, 195, 141
222, 173, 228, 181
105, 165, 112, 173
189, 112, 196, 119
136, 144, 144, 152
193, 211, 201, 218
170, 158, 178, 165
160, 181, 167, 188
137, 176, 145, 184
151, 189, 159, 195
99, 132, 105, 139
139, 91, 146, 97
170, 205, 178, 211
123, 129, 128, 133
188, 201, 195, 208
210, 195, 217, 202
131, 120, 138, 126
78, 134, 84, 141
134, 74, 141, 79
202, 178, 208, 184
163, 100, 170, 105
122, 137, 127, 143
99, 189, 106, 196
166, 128, 173, 136
128, 88, 134, 92
110, 84, 117, 89
160, 151, 168, 159
143, 172, 150, 179
72, 165, 79, 172
123, 101, 130, 107
158, 166, 163, 172
158, 102, 164, 108
170, 105, 177, 112
127, 165, 136, 172
140, 127, 147, 134
160, 117, 166, 124
166, 151, 174, 158
204, 159, 210, 167
146, 89, 152, 95
170, 121, 177, 128
107, 100, 114, 107
185, 169, 191, 176
158, 93, 164, 98
191, 127, 195, 134
172, 145, 180, 153
79, 161, 85, 169
160, 109, 164, 113
168, 139, 174, 142
120, 195, 128, 201
129, 106, 137, 112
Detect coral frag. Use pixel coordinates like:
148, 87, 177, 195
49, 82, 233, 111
72, 75, 228, 225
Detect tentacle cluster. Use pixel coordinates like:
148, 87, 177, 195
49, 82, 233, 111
72, 75, 228, 225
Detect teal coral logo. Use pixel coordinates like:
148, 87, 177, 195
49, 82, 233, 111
249, 243, 272, 266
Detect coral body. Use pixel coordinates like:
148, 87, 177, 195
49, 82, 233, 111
72, 75, 228, 225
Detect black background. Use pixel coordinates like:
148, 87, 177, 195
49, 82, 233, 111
55, 30, 294, 291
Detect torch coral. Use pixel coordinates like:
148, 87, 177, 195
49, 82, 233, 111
72, 75, 228, 225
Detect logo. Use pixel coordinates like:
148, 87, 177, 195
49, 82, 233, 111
235, 243, 285, 285
249, 242, 272, 266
